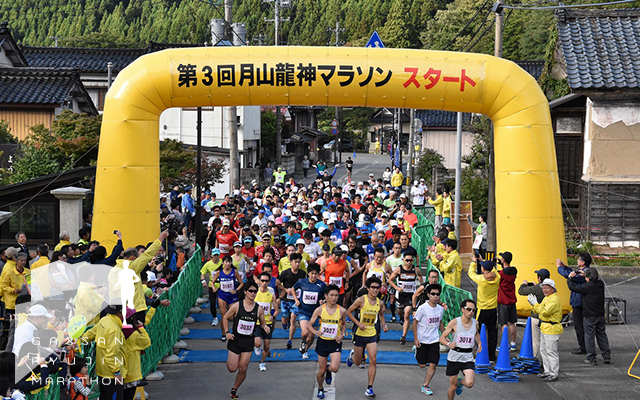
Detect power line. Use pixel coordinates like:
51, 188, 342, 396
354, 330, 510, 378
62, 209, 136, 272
444, 0, 492, 51
460, 9, 494, 51
503, 0, 638, 9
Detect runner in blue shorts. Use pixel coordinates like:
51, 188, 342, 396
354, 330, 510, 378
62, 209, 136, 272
278, 253, 307, 349
294, 263, 327, 359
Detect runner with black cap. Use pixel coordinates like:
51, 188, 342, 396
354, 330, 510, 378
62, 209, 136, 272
346, 276, 388, 398
223, 282, 269, 400
321, 246, 350, 306
278, 252, 307, 348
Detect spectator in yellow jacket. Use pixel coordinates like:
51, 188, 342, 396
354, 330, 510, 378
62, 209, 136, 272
529, 279, 563, 382
82, 304, 127, 400
122, 308, 151, 400
1, 252, 29, 313
442, 189, 452, 225
468, 257, 501, 362
391, 166, 404, 190
427, 189, 444, 231
438, 239, 461, 288
110, 230, 169, 325
30, 244, 51, 270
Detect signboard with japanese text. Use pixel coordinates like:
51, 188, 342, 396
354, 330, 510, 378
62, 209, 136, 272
167, 47, 486, 110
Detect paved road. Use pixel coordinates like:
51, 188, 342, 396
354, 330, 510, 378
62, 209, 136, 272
147, 154, 640, 400
295, 152, 396, 189
147, 274, 640, 400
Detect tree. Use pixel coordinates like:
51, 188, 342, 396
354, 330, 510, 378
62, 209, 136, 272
159, 139, 227, 190
416, 148, 445, 186
461, 116, 491, 217
260, 109, 277, 163
6, 110, 101, 184
0, 120, 17, 144
381, 0, 413, 48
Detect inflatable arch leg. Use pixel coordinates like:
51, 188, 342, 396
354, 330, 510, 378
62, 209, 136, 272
93, 46, 569, 313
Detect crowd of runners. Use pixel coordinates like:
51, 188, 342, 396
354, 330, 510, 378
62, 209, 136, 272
189, 162, 491, 400
0, 157, 613, 400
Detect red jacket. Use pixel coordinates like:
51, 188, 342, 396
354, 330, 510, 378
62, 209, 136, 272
497, 266, 518, 305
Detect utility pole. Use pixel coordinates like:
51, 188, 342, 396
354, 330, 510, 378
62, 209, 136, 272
405, 109, 415, 197
265, 0, 290, 167
328, 21, 345, 163
196, 107, 203, 245
226, 0, 240, 193
488, 0, 504, 254
454, 112, 463, 241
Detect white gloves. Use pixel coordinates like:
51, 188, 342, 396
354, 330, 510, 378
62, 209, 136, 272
527, 294, 538, 306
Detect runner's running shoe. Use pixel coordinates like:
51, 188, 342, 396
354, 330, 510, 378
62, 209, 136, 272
347, 349, 354, 367
365, 387, 376, 398
302, 352, 310, 359
212, 317, 219, 326
325, 370, 332, 385
299, 340, 307, 354
259, 363, 267, 371
286, 340, 293, 349
421, 385, 433, 395
317, 389, 325, 399
254, 347, 262, 356
456, 377, 464, 395
230, 389, 238, 399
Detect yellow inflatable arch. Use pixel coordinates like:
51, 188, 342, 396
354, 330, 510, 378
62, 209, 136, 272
93, 46, 569, 313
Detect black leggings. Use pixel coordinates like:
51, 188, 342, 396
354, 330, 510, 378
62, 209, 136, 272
208, 289, 218, 319
123, 387, 136, 400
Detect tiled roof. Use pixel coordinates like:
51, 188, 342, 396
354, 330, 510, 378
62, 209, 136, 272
417, 60, 544, 128
0, 68, 97, 113
0, 22, 28, 67
557, 9, 640, 90
21, 47, 146, 73
20, 42, 204, 73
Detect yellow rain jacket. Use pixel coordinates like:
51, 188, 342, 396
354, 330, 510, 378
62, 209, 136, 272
533, 292, 564, 335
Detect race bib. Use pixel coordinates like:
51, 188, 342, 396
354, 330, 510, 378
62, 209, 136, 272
220, 280, 234, 292
321, 323, 339, 339
302, 291, 318, 305
329, 276, 343, 288
257, 302, 271, 315
237, 320, 255, 335
401, 281, 416, 293
361, 312, 377, 326
220, 244, 230, 253
427, 316, 441, 326
456, 333, 474, 348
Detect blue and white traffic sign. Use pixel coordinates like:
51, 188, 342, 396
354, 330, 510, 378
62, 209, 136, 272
365, 31, 385, 48
331, 128, 338, 136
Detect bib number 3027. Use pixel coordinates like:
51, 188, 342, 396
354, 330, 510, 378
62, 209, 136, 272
321, 323, 338, 339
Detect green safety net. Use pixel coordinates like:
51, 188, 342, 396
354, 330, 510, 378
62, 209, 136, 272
26, 246, 203, 400
423, 259, 473, 326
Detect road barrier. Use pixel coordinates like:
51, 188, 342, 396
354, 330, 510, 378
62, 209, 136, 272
411, 207, 472, 326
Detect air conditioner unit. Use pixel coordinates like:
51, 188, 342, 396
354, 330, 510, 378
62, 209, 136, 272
605, 297, 626, 324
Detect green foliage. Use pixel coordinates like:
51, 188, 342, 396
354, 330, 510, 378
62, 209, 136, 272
260, 109, 276, 164
59, 32, 138, 48
0, 120, 18, 144
5, 110, 101, 184
317, 107, 374, 150
460, 116, 491, 217
416, 148, 445, 184
539, 25, 571, 100
159, 139, 227, 190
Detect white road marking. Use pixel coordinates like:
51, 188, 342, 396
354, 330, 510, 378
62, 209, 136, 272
311, 362, 337, 400
607, 276, 638, 287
